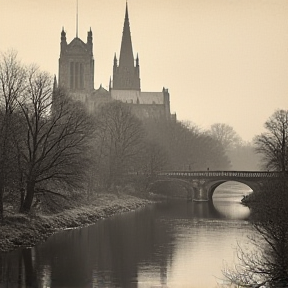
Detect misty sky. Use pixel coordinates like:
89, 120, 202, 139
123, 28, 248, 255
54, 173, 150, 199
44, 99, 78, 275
1, 0, 288, 141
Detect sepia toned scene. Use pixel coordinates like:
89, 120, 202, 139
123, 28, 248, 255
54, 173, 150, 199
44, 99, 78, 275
0, 0, 288, 287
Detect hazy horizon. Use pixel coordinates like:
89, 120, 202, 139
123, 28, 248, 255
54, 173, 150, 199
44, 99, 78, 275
1, 0, 288, 141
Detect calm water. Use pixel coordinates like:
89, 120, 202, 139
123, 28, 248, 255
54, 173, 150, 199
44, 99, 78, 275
0, 182, 254, 288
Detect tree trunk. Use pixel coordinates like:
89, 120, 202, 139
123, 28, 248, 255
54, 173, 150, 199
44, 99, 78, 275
19, 187, 25, 212
20, 181, 35, 213
0, 183, 4, 223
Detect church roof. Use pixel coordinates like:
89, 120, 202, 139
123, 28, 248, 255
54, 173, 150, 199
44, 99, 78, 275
89, 85, 110, 99
111, 90, 165, 104
66, 37, 90, 54
96, 84, 109, 94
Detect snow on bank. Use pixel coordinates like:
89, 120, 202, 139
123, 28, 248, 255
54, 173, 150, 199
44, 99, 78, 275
0, 194, 152, 253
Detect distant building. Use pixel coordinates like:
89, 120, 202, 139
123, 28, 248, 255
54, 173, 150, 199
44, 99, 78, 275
57, 3, 174, 121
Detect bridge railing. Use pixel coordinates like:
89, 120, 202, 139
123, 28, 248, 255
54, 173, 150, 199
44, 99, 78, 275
157, 171, 283, 178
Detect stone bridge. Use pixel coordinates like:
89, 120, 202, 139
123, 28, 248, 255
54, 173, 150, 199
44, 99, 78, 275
152, 171, 284, 201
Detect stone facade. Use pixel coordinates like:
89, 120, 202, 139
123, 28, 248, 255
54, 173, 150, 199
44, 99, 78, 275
58, 29, 94, 102
57, 3, 174, 121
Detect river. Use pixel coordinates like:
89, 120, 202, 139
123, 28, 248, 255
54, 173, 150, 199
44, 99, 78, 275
0, 182, 254, 288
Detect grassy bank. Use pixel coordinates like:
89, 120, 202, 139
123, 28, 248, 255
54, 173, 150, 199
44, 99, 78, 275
0, 193, 152, 253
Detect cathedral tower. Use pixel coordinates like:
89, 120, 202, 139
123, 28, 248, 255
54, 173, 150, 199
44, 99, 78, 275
58, 28, 94, 101
112, 3, 141, 91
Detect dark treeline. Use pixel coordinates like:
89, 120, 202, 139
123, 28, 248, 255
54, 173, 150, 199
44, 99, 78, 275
0, 51, 233, 218
208, 122, 261, 170
222, 109, 288, 287
1, 50, 285, 220
223, 179, 288, 287
143, 119, 230, 171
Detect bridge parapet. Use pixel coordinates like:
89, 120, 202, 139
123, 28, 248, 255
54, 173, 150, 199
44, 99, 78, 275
157, 171, 282, 179
153, 171, 286, 201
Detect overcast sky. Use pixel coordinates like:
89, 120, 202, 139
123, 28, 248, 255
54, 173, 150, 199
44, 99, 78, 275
1, 0, 288, 141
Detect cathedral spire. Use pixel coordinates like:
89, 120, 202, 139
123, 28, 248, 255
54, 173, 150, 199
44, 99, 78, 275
125, 1, 129, 21
112, 2, 140, 90
61, 27, 66, 42
109, 76, 112, 91
53, 75, 58, 93
76, 0, 79, 37
119, 2, 134, 67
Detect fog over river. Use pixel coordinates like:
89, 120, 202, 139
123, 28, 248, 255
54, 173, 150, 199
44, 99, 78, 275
0, 182, 253, 288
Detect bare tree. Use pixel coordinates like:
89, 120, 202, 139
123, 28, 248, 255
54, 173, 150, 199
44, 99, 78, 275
93, 101, 144, 187
0, 50, 26, 220
254, 109, 288, 172
140, 141, 168, 176
16, 68, 93, 212
222, 180, 288, 287
143, 119, 230, 171
209, 123, 242, 151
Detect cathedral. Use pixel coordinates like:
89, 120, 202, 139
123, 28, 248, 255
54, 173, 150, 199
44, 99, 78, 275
57, 3, 174, 121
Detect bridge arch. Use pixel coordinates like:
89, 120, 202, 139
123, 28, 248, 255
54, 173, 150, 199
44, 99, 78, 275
153, 170, 281, 201
206, 179, 259, 200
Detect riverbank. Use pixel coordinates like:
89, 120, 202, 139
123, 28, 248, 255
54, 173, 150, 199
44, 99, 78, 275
0, 193, 153, 253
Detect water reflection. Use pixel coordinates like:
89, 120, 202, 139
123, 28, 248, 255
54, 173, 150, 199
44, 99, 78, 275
0, 183, 253, 288
223, 180, 288, 287
213, 201, 250, 220
213, 181, 251, 220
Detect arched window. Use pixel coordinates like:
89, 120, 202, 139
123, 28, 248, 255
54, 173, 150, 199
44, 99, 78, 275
70, 61, 85, 89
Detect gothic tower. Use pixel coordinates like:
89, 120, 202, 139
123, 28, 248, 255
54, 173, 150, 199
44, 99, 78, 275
112, 3, 141, 91
58, 28, 94, 101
